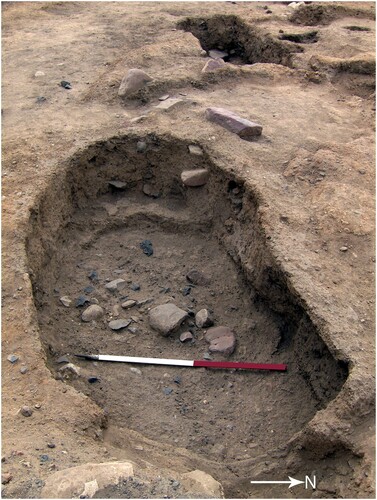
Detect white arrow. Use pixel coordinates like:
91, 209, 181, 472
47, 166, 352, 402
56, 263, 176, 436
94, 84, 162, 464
250, 476, 305, 489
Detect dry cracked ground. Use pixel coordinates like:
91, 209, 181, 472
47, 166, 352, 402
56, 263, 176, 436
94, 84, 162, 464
1, 1, 376, 499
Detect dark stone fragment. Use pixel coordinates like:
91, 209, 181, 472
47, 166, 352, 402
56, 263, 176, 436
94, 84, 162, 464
60, 80, 72, 89
174, 376, 181, 385
75, 295, 90, 307
47, 443, 56, 449
182, 286, 191, 296
163, 387, 173, 395
88, 376, 99, 384
130, 283, 140, 291
140, 240, 153, 256
88, 270, 98, 282
40, 455, 49, 462
36, 96, 47, 103
84, 286, 94, 294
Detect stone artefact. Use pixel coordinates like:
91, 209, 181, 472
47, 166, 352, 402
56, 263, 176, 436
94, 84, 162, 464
195, 309, 214, 328
181, 169, 209, 187
118, 69, 153, 98
105, 279, 126, 292
149, 303, 188, 336
205, 326, 236, 356
202, 58, 226, 73
206, 107, 263, 141
81, 305, 104, 322
41, 461, 133, 499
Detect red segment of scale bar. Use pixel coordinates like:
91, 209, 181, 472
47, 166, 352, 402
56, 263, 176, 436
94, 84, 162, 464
193, 360, 287, 371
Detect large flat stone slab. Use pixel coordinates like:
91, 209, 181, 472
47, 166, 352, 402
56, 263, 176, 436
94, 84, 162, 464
41, 461, 133, 498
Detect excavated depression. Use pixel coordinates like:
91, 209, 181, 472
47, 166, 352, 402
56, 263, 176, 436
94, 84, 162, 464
26, 134, 348, 496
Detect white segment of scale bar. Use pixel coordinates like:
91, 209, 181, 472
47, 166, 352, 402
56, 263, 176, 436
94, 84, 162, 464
97, 355, 194, 367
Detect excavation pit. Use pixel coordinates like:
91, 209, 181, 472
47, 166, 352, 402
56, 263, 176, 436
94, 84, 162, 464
177, 14, 300, 66
26, 134, 348, 496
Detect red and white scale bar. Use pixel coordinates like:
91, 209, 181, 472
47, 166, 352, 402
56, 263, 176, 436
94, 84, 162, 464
76, 354, 287, 371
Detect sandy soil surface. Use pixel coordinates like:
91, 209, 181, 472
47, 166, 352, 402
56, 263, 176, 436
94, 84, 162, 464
2, 2, 375, 499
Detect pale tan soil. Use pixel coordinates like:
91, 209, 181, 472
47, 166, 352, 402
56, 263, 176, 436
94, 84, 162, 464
1, 2, 375, 499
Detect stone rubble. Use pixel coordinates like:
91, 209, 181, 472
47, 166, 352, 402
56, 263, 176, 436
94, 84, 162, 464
205, 326, 236, 356
81, 304, 104, 322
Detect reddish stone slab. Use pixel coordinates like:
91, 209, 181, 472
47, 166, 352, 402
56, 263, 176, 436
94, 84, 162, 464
205, 107, 263, 140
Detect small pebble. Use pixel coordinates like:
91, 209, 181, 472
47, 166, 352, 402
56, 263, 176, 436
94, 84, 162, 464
180, 331, 193, 342
130, 283, 140, 291
204, 352, 212, 360
59, 296, 72, 307
108, 319, 131, 330
88, 377, 99, 384
121, 300, 137, 309
140, 240, 153, 256
340, 246, 348, 252
1, 472, 13, 484
20, 367, 28, 375
40, 455, 49, 462
20, 406, 33, 417
47, 443, 56, 449
130, 367, 142, 375
83, 286, 94, 294
173, 376, 181, 385
7, 354, 18, 364
182, 286, 191, 296
172, 480, 180, 489
108, 180, 127, 190
81, 304, 104, 322
163, 387, 173, 395
158, 94, 170, 101
136, 141, 147, 153
128, 327, 138, 334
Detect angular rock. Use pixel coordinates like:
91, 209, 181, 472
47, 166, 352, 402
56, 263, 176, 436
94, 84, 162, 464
202, 58, 226, 73
121, 300, 137, 309
181, 470, 224, 498
180, 331, 193, 342
20, 366, 28, 374
130, 367, 142, 375
20, 406, 33, 417
59, 296, 72, 307
41, 461, 133, 499
195, 309, 214, 328
140, 240, 153, 256
188, 145, 203, 156
206, 107, 263, 141
186, 269, 210, 286
181, 169, 209, 187
2, 472, 13, 484
149, 303, 188, 336
7, 354, 18, 364
205, 326, 236, 356
75, 295, 90, 307
156, 98, 184, 112
118, 69, 153, 98
158, 94, 170, 101
209, 49, 228, 59
108, 319, 131, 331
81, 304, 104, 322
136, 141, 147, 153
105, 279, 126, 292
